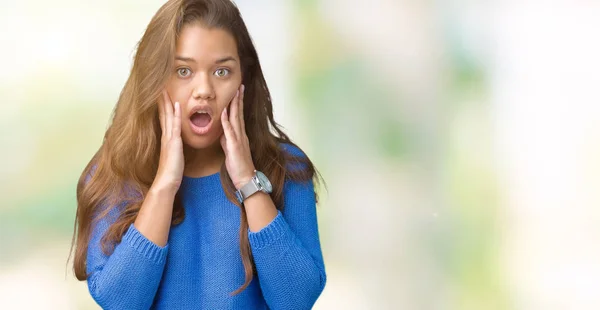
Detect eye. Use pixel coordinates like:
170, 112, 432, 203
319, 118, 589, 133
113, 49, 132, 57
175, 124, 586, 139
214, 68, 230, 77
177, 68, 192, 78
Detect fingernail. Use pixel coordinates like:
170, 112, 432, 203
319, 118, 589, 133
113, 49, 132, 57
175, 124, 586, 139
241, 84, 245, 93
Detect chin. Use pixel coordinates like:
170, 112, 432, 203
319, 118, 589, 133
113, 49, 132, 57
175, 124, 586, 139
182, 131, 221, 151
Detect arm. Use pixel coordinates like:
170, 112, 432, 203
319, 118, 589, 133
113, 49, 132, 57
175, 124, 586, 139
219, 86, 326, 308
86, 90, 183, 309
245, 178, 327, 310
86, 185, 175, 309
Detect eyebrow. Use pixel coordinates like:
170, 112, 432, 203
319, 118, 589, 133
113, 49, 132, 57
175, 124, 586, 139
175, 55, 237, 64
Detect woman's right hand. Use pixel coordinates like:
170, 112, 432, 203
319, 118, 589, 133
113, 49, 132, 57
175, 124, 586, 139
153, 90, 184, 195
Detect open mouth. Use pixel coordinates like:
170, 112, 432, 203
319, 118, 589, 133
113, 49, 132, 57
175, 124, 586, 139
189, 110, 213, 135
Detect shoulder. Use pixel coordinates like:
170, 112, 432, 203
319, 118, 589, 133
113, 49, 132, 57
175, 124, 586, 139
278, 145, 317, 208
279, 142, 307, 158
83, 163, 99, 185
84, 163, 138, 221
278, 142, 310, 173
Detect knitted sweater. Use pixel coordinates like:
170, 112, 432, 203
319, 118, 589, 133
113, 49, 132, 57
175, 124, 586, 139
85, 147, 326, 309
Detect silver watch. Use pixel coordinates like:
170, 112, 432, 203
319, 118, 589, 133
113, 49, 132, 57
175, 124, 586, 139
235, 170, 273, 204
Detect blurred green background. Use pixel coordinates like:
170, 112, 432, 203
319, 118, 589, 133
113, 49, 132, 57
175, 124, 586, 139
1, 0, 600, 309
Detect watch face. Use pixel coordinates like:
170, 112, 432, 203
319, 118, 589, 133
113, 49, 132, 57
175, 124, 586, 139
255, 171, 272, 193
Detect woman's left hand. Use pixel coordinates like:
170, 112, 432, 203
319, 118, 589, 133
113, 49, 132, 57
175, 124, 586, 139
221, 84, 256, 190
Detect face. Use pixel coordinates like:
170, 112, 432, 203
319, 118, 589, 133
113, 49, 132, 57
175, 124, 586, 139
165, 24, 242, 150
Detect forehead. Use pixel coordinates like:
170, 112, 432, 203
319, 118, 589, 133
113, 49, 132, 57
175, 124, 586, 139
176, 24, 239, 62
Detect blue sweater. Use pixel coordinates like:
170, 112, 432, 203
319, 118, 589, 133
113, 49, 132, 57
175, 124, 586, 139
85, 150, 326, 309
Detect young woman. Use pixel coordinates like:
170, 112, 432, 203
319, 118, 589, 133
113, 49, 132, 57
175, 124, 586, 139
70, 0, 326, 308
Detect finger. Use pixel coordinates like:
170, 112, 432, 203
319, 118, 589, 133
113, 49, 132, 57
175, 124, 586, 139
230, 88, 241, 137
164, 91, 174, 138
159, 91, 166, 135
221, 106, 236, 141
173, 101, 181, 137
239, 84, 245, 131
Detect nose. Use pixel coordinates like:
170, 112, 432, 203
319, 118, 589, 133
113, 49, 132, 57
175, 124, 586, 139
192, 73, 215, 100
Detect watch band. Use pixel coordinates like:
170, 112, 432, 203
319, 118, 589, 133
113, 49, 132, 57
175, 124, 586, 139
235, 170, 260, 204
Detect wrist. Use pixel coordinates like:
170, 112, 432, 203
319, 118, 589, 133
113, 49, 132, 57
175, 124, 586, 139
234, 173, 255, 190
234, 170, 273, 204
149, 181, 179, 198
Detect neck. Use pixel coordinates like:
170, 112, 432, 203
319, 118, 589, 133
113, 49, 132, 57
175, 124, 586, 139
183, 142, 225, 178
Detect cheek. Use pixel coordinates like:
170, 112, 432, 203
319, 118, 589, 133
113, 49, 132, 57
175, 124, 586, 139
166, 81, 190, 102
217, 85, 239, 110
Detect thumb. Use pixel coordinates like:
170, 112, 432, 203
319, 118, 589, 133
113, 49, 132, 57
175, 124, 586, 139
220, 134, 227, 154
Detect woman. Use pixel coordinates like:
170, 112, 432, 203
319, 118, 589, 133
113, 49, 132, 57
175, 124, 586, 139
70, 0, 327, 309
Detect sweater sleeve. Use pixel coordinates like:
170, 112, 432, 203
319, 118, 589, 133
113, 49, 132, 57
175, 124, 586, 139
86, 203, 169, 309
248, 178, 327, 310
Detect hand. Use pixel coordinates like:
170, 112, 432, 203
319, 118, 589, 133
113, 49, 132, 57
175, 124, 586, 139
154, 90, 184, 194
220, 84, 256, 190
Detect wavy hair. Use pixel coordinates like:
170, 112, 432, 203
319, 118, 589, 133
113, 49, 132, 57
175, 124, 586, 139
71, 0, 320, 295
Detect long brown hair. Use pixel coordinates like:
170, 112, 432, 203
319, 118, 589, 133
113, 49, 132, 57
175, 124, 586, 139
71, 0, 320, 295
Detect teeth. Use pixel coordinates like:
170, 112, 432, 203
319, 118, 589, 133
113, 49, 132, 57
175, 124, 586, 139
195, 111, 208, 114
